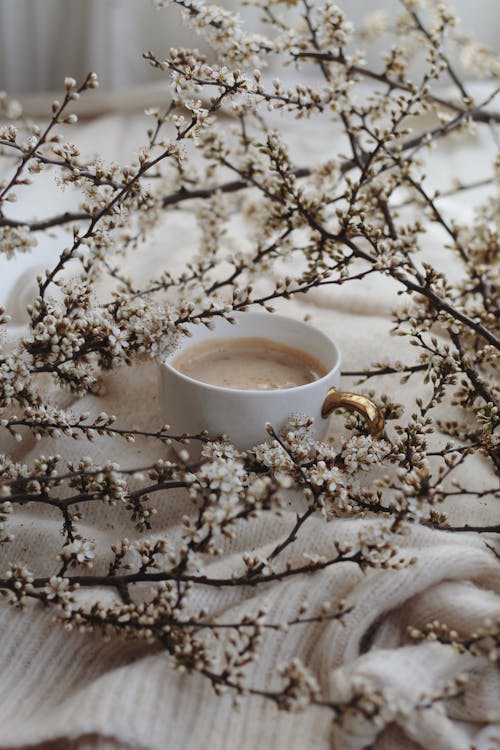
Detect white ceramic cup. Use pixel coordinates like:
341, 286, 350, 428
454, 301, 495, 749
158, 312, 384, 451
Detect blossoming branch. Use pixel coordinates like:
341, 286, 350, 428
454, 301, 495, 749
0, 0, 498, 736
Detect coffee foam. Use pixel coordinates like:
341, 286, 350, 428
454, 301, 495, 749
172, 337, 327, 391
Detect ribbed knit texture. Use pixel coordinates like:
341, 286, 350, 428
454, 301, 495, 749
1, 105, 499, 750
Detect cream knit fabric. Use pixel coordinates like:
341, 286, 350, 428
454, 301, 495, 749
1, 107, 499, 750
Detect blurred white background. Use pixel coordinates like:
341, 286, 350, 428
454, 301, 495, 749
0, 0, 498, 96
0, 0, 497, 308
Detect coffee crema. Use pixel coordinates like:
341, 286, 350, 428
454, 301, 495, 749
172, 337, 327, 391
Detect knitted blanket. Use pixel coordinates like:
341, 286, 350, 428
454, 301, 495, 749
1, 107, 498, 750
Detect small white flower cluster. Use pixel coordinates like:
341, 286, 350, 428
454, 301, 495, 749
307, 461, 344, 493
315, 2, 353, 50
278, 658, 320, 711
165, 0, 273, 66
306, 461, 348, 512
342, 435, 389, 473
242, 550, 273, 575
391, 466, 433, 522
253, 440, 293, 471
193, 453, 246, 523
335, 675, 393, 741
0, 351, 33, 406
250, 417, 313, 477
67, 458, 128, 506
22, 282, 178, 393
200, 440, 243, 462
246, 474, 275, 504
20, 404, 80, 439
373, 237, 416, 273
279, 413, 317, 460
4, 562, 34, 605
44, 575, 73, 602
60, 537, 95, 567
134, 539, 168, 572
0, 225, 37, 259
358, 525, 413, 569
408, 616, 500, 662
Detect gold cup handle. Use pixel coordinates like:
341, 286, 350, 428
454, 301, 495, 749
321, 388, 385, 439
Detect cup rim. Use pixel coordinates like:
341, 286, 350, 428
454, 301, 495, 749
159, 311, 341, 396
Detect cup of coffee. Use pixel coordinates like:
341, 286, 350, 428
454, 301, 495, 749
158, 312, 384, 451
